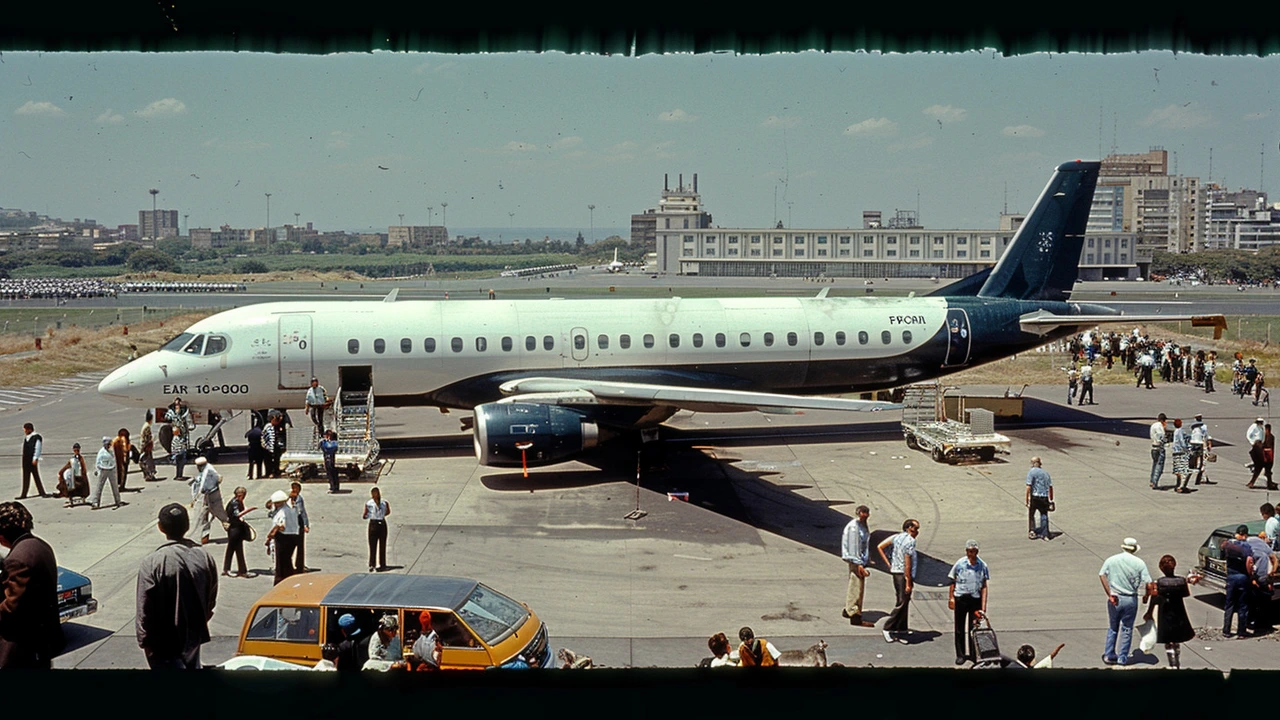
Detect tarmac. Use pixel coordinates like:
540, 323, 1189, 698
1, 352, 1278, 672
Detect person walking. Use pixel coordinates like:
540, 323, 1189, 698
290, 482, 310, 573
0, 502, 64, 668
1171, 419, 1192, 493
139, 411, 158, 482
1066, 365, 1079, 405
135, 503, 219, 669
223, 487, 254, 578
1263, 425, 1277, 490
1142, 555, 1199, 669
305, 377, 329, 435
320, 430, 341, 494
18, 422, 48, 499
840, 505, 874, 627
1099, 537, 1153, 666
171, 424, 190, 481
1149, 413, 1168, 490
876, 518, 919, 644
364, 486, 390, 572
1079, 362, 1095, 405
1188, 414, 1214, 485
1025, 456, 1054, 539
948, 539, 989, 665
90, 436, 123, 510
188, 457, 230, 544
111, 428, 132, 494
264, 490, 300, 584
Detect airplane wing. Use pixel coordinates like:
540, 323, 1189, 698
496, 377, 901, 414
1018, 310, 1227, 339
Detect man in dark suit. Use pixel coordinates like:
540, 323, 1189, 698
0, 501, 64, 668
20, 423, 49, 499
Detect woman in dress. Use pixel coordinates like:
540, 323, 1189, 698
1143, 554, 1199, 668
1170, 418, 1190, 493
363, 486, 390, 572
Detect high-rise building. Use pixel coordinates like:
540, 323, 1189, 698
138, 209, 180, 240
1098, 149, 1201, 255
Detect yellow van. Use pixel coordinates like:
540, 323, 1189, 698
235, 573, 550, 669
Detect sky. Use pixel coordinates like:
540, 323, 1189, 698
1, 50, 1277, 235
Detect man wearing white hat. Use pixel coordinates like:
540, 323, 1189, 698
1098, 537, 1153, 666
188, 457, 230, 545
90, 437, 123, 510
264, 489, 300, 585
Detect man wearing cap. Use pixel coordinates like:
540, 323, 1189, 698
363, 614, 403, 669
1099, 538, 1153, 665
840, 505, 874, 627
411, 611, 441, 670
1222, 525, 1254, 638
135, 503, 218, 669
1149, 413, 1168, 490
334, 613, 368, 671
264, 489, 300, 584
90, 436, 123, 510
948, 540, 989, 665
1025, 457, 1054, 540
188, 458, 230, 545
304, 377, 329, 434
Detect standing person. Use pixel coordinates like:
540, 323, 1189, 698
1149, 413, 1168, 490
1245, 528, 1276, 634
139, 411, 158, 482
1065, 364, 1079, 405
304, 377, 329, 435
1142, 555, 1199, 669
1263, 425, 1277, 490
736, 626, 780, 668
948, 540, 989, 665
1025, 456, 1054, 540
1188, 414, 1213, 485
1222, 525, 1254, 638
188, 457, 230, 545
1138, 350, 1156, 389
90, 436, 123, 510
363, 486, 390, 572
223, 487, 254, 578
244, 422, 264, 480
876, 518, 919, 644
320, 430, 341, 494
206, 410, 226, 449
0, 502, 64, 668
1099, 537, 1153, 666
56, 443, 90, 507
264, 490, 299, 584
1246, 417, 1266, 448
1171, 419, 1191, 493
1204, 353, 1217, 393
290, 482, 310, 573
265, 415, 286, 478
840, 505, 874, 627
135, 503, 219, 669
170, 424, 190, 481
1263, 503, 1279, 551
111, 428, 132, 494
18, 422, 48, 499
1079, 362, 1095, 405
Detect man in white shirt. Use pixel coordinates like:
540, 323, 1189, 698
304, 378, 329, 434
1247, 417, 1266, 447
188, 457, 230, 544
264, 490, 299, 585
1149, 413, 1167, 490
840, 505, 874, 627
90, 437, 122, 510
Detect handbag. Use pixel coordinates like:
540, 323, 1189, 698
1206, 452, 1218, 463
1137, 611, 1159, 653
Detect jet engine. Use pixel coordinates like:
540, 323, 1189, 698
473, 402, 599, 468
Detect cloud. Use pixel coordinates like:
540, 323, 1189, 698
95, 109, 124, 125
1139, 104, 1212, 130
762, 115, 801, 128
659, 108, 697, 123
503, 141, 538, 152
136, 98, 187, 118
15, 101, 66, 117
923, 105, 967, 124
326, 131, 350, 150
843, 118, 897, 137
551, 136, 583, 151
1001, 125, 1046, 137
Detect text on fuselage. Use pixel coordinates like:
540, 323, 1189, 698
889, 315, 927, 325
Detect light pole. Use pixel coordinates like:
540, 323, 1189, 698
588, 204, 595, 243
149, 188, 159, 241
399, 213, 404, 226
428, 205, 435, 225
183, 213, 189, 237
264, 193, 272, 246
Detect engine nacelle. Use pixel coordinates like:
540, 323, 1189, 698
473, 402, 599, 468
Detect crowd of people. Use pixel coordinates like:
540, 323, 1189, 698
1060, 328, 1233, 404
0, 278, 248, 301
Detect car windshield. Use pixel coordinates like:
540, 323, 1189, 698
161, 332, 195, 352
455, 584, 529, 646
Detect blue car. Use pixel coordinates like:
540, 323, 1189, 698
56, 567, 98, 623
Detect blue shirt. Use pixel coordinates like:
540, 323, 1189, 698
1099, 552, 1151, 595
948, 556, 990, 598
1025, 467, 1051, 497
889, 532, 918, 578
841, 519, 869, 565
1171, 427, 1189, 453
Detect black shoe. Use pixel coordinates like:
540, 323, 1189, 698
955, 656, 967, 665
841, 609, 851, 619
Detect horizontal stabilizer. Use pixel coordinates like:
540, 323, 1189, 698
498, 377, 901, 414
1018, 310, 1227, 339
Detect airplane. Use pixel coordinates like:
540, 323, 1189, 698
98, 161, 1224, 470
605, 247, 626, 273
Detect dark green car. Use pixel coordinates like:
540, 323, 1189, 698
1195, 521, 1278, 612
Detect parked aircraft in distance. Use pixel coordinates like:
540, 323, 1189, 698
99, 161, 1224, 469
606, 248, 626, 273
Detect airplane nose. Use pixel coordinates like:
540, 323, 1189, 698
98, 363, 142, 402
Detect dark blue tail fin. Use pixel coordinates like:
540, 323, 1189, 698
977, 161, 1100, 301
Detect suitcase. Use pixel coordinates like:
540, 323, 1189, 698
970, 615, 1002, 666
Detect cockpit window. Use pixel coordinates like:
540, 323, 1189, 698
161, 333, 195, 352
203, 335, 228, 355
182, 334, 206, 355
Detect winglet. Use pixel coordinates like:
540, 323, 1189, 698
383, 288, 399, 303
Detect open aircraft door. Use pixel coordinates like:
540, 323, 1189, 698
278, 314, 314, 389
942, 308, 971, 367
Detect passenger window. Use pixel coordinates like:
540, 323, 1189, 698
502, 336, 513, 352
476, 337, 487, 352
858, 331, 869, 345
814, 332, 824, 346
183, 334, 205, 354
543, 336, 554, 351
692, 333, 703, 348
787, 332, 798, 346
715, 333, 726, 348
245, 606, 321, 642
574, 335, 586, 351
400, 338, 412, 353
764, 332, 774, 347
620, 334, 631, 349
451, 337, 463, 353
374, 339, 385, 354
348, 339, 359, 354
203, 335, 227, 355
739, 332, 751, 347
405, 610, 480, 651
597, 335, 609, 350
525, 336, 536, 352
836, 331, 846, 346
669, 334, 680, 349
643, 334, 655, 349
424, 338, 436, 353
881, 330, 892, 345
902, 330, 912, 344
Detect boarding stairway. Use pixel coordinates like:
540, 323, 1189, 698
280, 386, 380, 479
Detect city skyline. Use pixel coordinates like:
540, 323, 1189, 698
2, 50, 1276, 234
